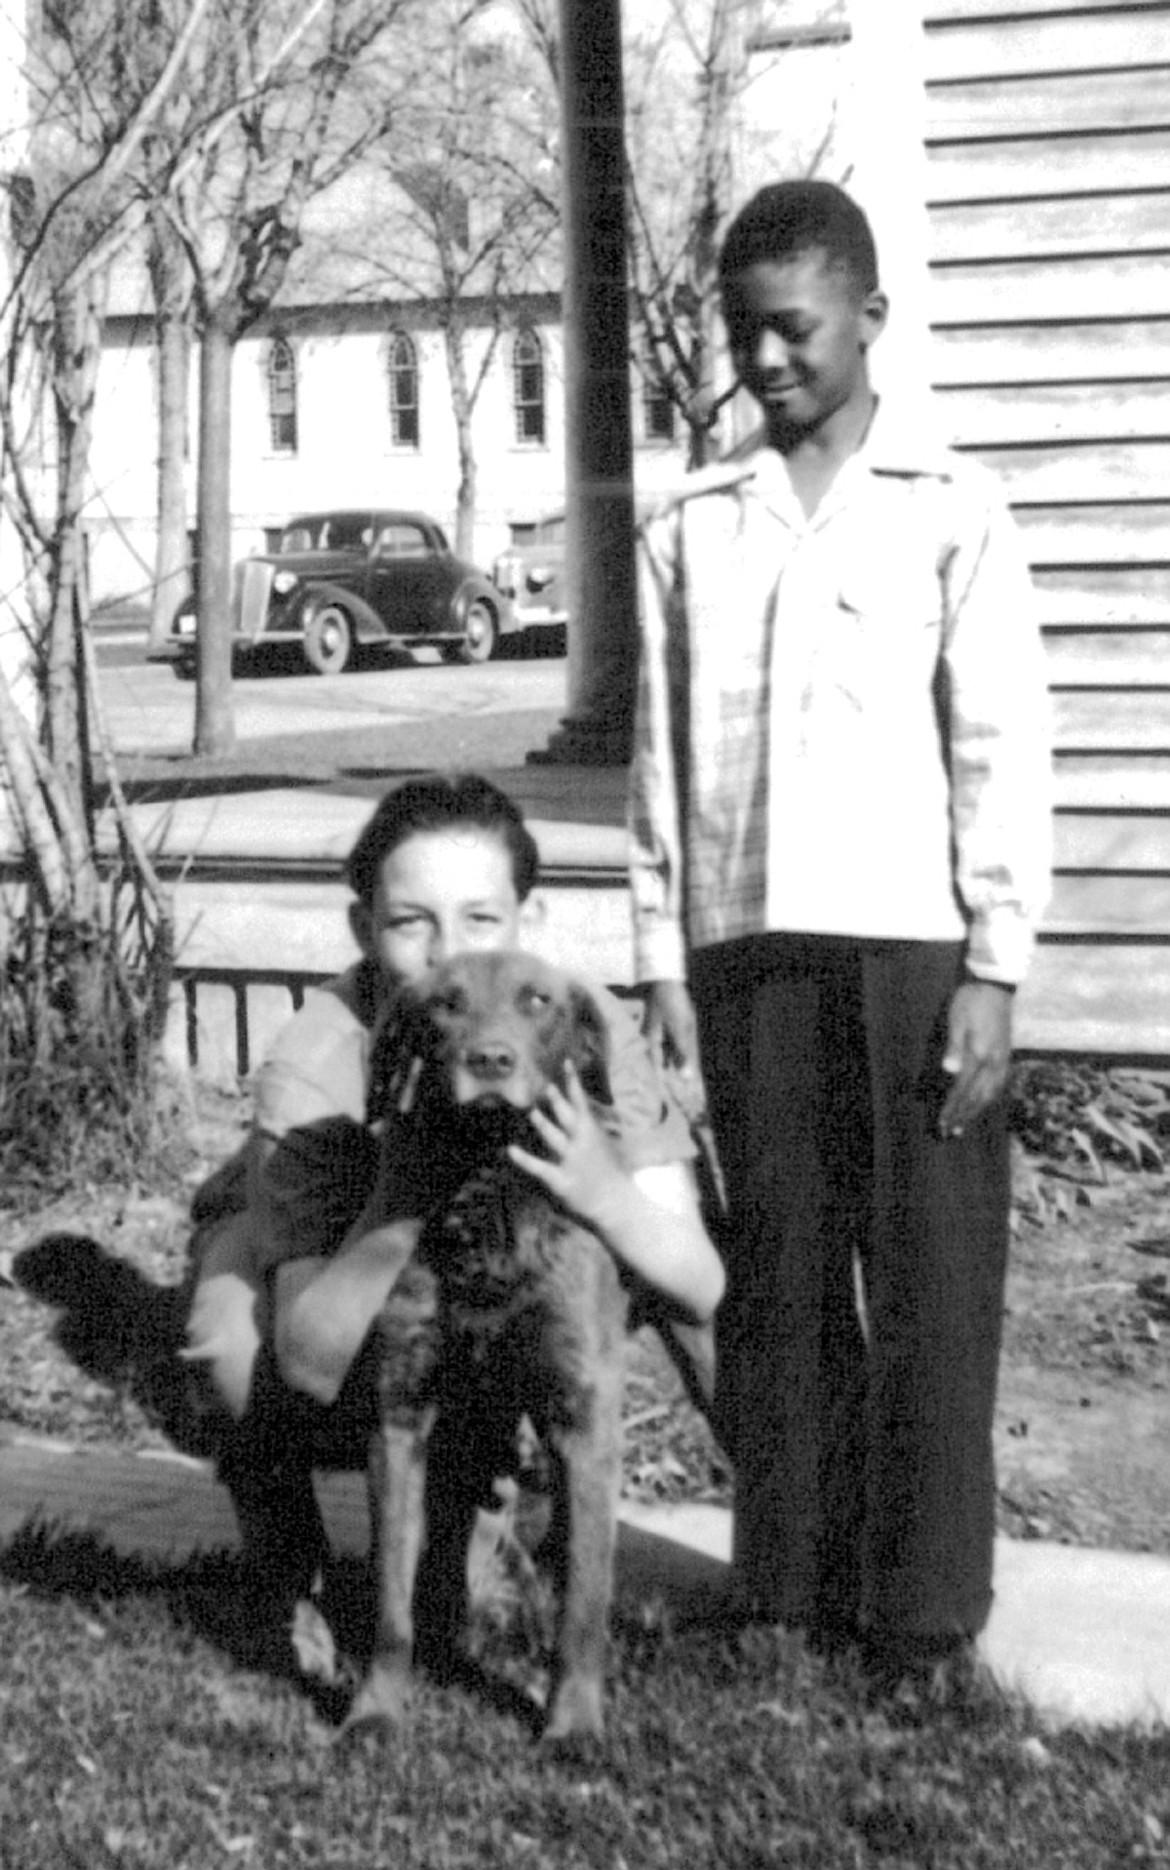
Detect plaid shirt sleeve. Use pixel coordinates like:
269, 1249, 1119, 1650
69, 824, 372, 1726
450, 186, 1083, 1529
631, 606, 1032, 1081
943, 478, 1053, 984
628, 512, 690, 984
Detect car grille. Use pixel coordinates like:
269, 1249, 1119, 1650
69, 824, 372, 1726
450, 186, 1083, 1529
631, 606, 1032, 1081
492, 553, 519, 598
236, 558, 274, 638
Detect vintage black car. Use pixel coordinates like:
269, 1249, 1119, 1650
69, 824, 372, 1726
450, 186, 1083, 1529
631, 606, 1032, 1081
153, 509, 515, 676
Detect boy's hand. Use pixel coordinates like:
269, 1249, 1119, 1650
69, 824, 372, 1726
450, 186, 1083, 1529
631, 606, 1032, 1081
939, 979, 1014, 1139
507, 1061, 627, 1234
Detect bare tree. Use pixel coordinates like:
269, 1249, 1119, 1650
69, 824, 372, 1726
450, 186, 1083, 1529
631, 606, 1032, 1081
328, 0, 558, 557
147, 0, 418, 757
144, 204, 193, 657
0, 0, 213, 1154
621, 0, 754, 469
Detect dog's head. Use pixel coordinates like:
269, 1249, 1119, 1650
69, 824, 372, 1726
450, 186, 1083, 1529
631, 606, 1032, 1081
369, 951, 613, 1148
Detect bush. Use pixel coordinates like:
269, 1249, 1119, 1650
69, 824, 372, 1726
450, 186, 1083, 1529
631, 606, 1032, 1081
1008, 1059, 1170, 1227
0, 893, 181, 1207
1009, 1060, 1169, 1177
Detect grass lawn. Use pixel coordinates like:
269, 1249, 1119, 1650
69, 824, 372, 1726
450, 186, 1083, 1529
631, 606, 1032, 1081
3, 1525, 1169, 1870
2, 1084, 1170, 1865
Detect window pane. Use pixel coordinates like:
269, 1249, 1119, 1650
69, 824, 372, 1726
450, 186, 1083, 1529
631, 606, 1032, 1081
375, 522, 427, 558
643, 381, 675, 440
389, 332, 419, 449
267, 340, 297, 454
513, 328, 545, 447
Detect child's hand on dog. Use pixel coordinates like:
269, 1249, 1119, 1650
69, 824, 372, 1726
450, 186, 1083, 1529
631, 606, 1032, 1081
507, 1060, 628, 1235
509, 1056, 723, 1324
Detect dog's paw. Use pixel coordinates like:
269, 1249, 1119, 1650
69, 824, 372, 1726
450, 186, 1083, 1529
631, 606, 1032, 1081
338, 1664, 411, 1744
541, 1674, 606, 1751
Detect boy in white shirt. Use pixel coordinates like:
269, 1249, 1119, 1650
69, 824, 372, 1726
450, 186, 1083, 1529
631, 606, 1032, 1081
629, 180, 1051, 1695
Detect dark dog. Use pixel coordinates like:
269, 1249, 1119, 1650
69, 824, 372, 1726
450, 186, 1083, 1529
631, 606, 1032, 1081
345, 950, 709, 1745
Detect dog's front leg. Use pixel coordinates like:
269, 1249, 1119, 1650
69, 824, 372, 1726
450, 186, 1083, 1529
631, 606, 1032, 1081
344, 1262, 440, 1735
411, 1416, 486, 1681
344, 1409, 432, 1733
542, 1358, 624, 1746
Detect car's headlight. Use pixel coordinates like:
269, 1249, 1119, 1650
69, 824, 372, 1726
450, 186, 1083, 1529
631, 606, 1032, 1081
492, 554, 518, 595
272, 570, 299, 596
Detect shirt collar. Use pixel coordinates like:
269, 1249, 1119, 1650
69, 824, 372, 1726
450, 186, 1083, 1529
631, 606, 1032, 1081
859, 395, 957, 479
730, 396, 957, 494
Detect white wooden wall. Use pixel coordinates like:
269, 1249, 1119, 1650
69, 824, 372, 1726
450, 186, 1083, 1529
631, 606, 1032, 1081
923, 0, 1170, 1053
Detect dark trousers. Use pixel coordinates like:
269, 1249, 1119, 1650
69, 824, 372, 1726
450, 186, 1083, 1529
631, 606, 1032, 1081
690, 933, 1009, 1643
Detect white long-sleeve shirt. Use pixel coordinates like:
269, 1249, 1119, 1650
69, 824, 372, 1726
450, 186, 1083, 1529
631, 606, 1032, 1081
629, 402, 1053, 987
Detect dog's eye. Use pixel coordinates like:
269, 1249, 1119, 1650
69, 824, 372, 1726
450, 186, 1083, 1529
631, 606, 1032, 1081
517, 986, 552, 1015
428, 987, 466, 1017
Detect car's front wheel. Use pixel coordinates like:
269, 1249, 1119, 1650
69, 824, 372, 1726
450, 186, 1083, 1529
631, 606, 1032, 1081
446, 600, 497, 666
303, 604, 353, 675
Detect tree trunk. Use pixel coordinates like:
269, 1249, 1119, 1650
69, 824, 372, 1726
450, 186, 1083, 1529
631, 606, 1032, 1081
194, 313, 235, 757
46, 274, 103, 838
444, 321, 477, 558
147, 210, 192, 656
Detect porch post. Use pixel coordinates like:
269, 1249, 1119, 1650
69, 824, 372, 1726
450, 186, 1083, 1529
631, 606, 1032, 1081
530, 0, 636, 767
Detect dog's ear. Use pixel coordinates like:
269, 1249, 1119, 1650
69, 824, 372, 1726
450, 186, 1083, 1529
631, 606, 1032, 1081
367, 989, 430, 1123
567, 983, 613, 1107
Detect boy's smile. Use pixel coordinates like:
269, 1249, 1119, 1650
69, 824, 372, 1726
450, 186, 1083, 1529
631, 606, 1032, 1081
723, 250, 887, 453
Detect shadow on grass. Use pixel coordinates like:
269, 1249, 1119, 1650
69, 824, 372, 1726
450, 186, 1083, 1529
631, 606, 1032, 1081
12, 1231, 220, 1459
0, 1519, 352, 1720
0, 1517, 552, 1737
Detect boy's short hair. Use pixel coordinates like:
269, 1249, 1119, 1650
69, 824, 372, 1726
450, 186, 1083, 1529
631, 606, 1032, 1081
719, 180, 879, 298
345, 773, 541, 907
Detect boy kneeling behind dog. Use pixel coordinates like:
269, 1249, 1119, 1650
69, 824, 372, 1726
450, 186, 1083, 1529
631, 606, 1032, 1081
181, 773, 724, 1614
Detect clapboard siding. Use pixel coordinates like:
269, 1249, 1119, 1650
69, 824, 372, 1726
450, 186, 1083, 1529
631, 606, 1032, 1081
931, 255, 1170, 322
1054, 755, 1166, 807
923, 2, 1170, 1056
968, 439, 1170, 501
927, 67, 1170, 136
1052, 691, 1170, 751
1034, 570, 1170, 627
1013, 505, 1170, 565
929, 11, 1170, 76
1048, 876, 1170, 935
933, 320, 1170, 384
1019, 945, 1170, 1056
939, 385, 1170, 446
1053, 811, 1170, 873
932, 193, 1170, 262
1055, 754, 1170, 808
929, 0, 1170, 19
1045, 629, 1170, 684
928, 128, 1170, 197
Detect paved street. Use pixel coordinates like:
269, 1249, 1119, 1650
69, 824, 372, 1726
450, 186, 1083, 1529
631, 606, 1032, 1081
94, 635, 570, 780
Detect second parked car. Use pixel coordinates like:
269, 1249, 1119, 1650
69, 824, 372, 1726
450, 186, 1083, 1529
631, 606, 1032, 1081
490, 511, 567, 638
152, 509, 514, 677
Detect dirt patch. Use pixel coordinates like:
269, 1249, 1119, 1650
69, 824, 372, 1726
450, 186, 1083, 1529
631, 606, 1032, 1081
997, 1171, 1170, 1551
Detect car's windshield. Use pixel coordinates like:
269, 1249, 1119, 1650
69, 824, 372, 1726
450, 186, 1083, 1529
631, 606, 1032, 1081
279, 515, 370, 553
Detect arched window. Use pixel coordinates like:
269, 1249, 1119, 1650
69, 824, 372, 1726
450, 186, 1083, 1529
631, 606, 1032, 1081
266, 338, 297, 453
512, 327, 545, 446
388, 332, 419, 447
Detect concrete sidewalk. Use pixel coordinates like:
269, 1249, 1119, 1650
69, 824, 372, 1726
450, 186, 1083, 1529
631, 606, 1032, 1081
3, 1431, 1169, 1730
